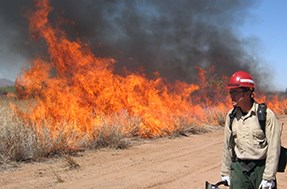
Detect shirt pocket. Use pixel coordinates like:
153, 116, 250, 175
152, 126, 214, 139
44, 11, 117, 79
252, 129, 266, 148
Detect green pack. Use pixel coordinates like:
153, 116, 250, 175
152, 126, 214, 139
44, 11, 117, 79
228, 103, 286, 172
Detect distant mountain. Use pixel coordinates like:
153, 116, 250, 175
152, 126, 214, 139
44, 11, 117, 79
0, 78, 14, 87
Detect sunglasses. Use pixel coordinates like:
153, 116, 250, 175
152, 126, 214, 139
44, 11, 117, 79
229, 89, 249, 96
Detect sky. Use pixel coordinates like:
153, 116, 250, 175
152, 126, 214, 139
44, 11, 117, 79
0, 0, 286, 91
239, 0, 287, 91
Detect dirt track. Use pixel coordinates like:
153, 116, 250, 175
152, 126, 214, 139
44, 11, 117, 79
0, 116, 286, 189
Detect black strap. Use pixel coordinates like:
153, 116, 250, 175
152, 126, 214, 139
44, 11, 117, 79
257, 103, 267, 134
228, 107, 237, 162
229, 107, 237, 131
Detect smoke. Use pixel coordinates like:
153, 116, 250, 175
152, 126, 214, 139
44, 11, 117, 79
0, 0, 33, 81
0, 0, 270, 90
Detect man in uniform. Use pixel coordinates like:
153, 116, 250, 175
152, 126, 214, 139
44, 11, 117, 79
220, 71, 281, 189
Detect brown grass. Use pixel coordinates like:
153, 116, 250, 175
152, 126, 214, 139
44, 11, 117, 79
0, 100, 40, 162
0, 98, 135, 167
0, 97, 227, 168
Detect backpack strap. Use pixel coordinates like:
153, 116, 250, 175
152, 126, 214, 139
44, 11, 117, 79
228, 107, 238, 162
257, 103, 267, 134
229, 107, 237, 131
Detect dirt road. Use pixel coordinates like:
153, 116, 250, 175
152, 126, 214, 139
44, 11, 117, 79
0, 116, 286, 189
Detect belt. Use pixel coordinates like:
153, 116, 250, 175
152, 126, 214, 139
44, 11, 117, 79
237, 158, 266, 172
237, 158, 266, 164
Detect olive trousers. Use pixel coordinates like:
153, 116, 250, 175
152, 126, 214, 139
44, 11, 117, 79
230, 160, 277, 189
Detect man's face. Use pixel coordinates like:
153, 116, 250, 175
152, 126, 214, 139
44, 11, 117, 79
229, 88, 250, 107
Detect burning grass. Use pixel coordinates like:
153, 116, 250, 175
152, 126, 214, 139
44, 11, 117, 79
0, 96, 227, 168
0, 98, 126, 167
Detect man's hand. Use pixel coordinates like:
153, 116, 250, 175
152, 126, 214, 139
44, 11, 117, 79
258, 179, 275, 189
221, 175, 230, 186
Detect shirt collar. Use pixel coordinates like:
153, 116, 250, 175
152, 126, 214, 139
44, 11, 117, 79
237, 102, 257, 118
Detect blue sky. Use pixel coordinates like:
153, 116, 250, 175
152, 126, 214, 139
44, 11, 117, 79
240, 0, 287, 91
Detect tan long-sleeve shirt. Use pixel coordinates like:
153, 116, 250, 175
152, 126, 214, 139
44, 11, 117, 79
221, 102, 281, 180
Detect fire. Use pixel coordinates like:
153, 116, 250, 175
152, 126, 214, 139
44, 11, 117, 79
14, 0, 286, 148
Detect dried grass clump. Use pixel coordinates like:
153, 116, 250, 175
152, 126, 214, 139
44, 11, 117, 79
204, 107, 227, 127
87, 111, 142, 149
168, 107, 228, 138
170, 116, 208, 138
0, 99, 85, 167
213, 111, 226, 126
0, 101, 41, 164
89, 122, 130, 150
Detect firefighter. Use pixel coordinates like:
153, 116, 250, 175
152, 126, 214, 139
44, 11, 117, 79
220, 71, 281, 189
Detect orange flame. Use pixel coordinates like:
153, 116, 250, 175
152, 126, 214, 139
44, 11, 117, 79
15, 0, 286, 147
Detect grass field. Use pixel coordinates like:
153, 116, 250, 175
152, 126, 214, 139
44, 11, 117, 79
0, 85, 286, 170
0, 94, 226, 169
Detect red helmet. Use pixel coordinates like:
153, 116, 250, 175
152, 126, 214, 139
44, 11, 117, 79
227, 71, 255, 89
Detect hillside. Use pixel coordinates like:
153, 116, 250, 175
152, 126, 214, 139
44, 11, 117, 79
0, 78, 14, 87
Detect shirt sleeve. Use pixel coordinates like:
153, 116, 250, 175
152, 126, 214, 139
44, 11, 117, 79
221, 112, 233, 176
263, 108, 281, 180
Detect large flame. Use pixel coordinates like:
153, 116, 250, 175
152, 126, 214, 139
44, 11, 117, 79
15, 0, 286, 147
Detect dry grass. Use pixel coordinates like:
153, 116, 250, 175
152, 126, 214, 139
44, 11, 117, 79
0, 97, 227, 169
0, 99, 40, 162
0, 98, 134, 168
170, 116, 207, 137
88, 118, 132, 150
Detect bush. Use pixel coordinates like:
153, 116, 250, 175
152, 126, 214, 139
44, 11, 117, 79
0, 86, 16, 94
